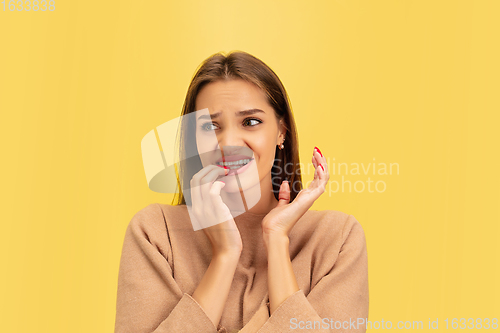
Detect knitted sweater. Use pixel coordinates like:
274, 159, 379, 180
114, 203, 369, 333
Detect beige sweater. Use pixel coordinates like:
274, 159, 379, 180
114, 203, 369, 333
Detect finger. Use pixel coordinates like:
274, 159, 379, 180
317, 153, 329, 179
312, 152, 318, 169
191, 165, 227, 209
313, 148, 328, 179
312, 155, 322, 180
313, 148, 323, 166
315, 160, 326, 183
311, 149, 320, 182
314, 147, 325, 162
209, 181, 233, 224
276, 180, 290, 208
199, 165, 229, 201
322, 158, 329, 178
314, 157, 329, 193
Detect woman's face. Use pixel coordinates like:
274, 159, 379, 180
194, 79, 285, 195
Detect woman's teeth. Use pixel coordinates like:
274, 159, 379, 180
216, 159, 252, 169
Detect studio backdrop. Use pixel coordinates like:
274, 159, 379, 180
1, 0, 499, 332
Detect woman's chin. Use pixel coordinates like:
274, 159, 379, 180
220, 179, 256, 192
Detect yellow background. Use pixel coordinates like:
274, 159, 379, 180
1, 0, 499, 332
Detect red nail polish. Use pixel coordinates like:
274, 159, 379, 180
223, 166, 230, 169
314, 146, 323, 157
320, 164, 324, 171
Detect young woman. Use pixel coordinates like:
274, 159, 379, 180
115, 51, 368, 333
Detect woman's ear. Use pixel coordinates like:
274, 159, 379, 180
278, 119, 287, 143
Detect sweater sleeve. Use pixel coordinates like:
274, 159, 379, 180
114, 204, 221, 333
250, 214, 369, 333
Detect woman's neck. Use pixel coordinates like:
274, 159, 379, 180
220, 175, 279, 218
246, 189, 278, 216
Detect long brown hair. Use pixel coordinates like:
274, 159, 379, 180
172, 50, 303, 206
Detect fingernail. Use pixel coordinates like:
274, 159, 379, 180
314, 146, 323, 157
220, 180, 225, 184
320, 164, 324, 171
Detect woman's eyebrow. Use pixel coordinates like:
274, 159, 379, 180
197, 109, 265, 121
237, 108, 265, 117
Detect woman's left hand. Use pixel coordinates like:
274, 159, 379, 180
262, 147, 330, 239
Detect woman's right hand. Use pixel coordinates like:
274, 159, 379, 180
190, 165, 243, 256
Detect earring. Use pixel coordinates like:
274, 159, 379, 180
278, 139, 285, 150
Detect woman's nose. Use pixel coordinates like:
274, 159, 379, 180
217, 127, 245, 149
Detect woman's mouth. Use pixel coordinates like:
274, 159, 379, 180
215, 158, 253, 170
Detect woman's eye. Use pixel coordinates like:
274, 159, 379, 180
201, 122, 218, 131
244, 118, 262, 127
200, 119, 261, 131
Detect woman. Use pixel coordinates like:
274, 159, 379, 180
115, 51, 368, 333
